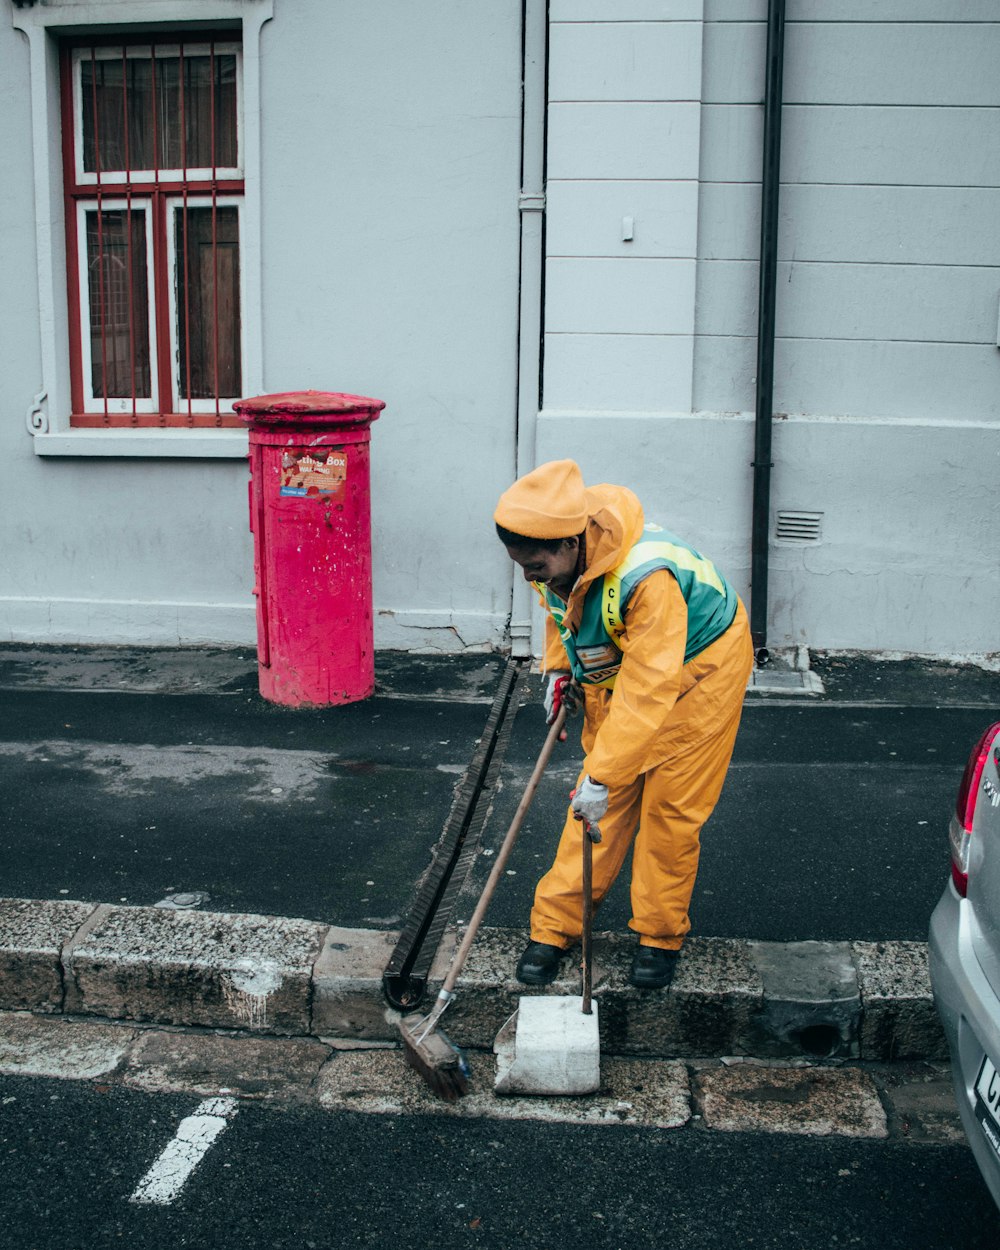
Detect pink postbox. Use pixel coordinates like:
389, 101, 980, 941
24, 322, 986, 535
234, 390, 385, 707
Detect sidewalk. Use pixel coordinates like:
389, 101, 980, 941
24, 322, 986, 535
1, 643, 997, 1061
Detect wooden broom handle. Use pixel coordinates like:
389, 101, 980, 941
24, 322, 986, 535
440, 706, 568, 996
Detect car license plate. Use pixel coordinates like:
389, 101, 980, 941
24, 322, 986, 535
974, 1055, 1000, 1160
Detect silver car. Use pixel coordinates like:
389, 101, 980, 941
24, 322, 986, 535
930, 719, 1000, 1208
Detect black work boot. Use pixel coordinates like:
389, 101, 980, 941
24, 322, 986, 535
515, 941, 564, 986
629, 945, 679, 990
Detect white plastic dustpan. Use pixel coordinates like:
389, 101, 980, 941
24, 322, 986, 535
493, 995, 600, 1095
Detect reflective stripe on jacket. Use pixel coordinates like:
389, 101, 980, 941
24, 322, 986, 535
536, 524, 738, 689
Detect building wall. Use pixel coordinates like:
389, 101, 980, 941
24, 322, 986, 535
2, 4, 263, 644
255, 2, 524, 651
1, 0, 523, 650
2, 0, 997, 659
540, 0, 1000, 656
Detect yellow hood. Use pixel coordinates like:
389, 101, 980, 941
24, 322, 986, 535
562, 483, 646, 630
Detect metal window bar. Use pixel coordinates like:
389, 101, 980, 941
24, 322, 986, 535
210, 41, 220, 422
150, 42, 160, 178
150, 40, 165, 425
120, 45, 137, 423
179, 42, 193, 422
89, 47, 109, 422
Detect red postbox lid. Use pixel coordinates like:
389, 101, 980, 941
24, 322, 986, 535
233, 390, 385, 427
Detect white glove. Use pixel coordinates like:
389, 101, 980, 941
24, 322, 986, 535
571, 774, 608, 824
543, 674, 561, 722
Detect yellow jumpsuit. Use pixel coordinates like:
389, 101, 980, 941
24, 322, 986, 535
530, 498, 753, 952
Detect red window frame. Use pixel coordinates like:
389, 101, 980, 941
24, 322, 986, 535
60, 33, 246, 428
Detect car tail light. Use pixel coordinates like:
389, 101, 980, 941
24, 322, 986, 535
950, 721, 1000, 897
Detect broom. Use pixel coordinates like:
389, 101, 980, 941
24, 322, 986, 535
399, 705, 568, 1099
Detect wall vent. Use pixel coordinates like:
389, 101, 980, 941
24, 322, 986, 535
776, 510, 823, 543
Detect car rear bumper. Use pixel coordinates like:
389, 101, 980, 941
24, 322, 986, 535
929, 879, 1000, 1209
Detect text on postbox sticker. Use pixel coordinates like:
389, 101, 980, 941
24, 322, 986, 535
279, 448, 348, 497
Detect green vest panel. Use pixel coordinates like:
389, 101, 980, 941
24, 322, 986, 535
538, 524, 738, 688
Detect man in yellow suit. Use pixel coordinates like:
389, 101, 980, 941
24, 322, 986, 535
495, 460, 753, 989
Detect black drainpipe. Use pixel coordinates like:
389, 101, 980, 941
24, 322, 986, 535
750, 0, 787, 663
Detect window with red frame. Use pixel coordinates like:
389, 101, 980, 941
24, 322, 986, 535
61, 36, 245, 427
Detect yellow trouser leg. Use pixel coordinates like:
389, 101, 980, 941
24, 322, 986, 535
529, 768, 644, 948
628, 691, 745, 949
629, 610, 751, 949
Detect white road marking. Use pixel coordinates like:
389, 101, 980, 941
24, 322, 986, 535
129, 1097, 239, 1206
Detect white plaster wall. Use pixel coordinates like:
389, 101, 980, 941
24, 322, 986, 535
1, 0, 523, 650
695, 11, 1000, 421
545, 3, 704, 413
698, 7, 1000, 653
0, 24, 42, 436
540, 1, 1000, 657
256, 1, 523, 652
764, 419, 1000, 655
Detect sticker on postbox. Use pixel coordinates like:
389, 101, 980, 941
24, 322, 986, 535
279, 449, 348, 497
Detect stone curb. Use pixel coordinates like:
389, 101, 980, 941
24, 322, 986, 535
0, 1012, 964, 1143
0, 897, 946, 1062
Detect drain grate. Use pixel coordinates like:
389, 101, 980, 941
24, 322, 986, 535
775, 510, 823, 543
382, 658, 528, 1011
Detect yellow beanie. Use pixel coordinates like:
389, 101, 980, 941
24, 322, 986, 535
494, 459, 588, 540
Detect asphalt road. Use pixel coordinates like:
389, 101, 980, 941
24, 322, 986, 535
2, 1073, 998, 1249
469, 700, 984, 941
0, 683, 986, 941
0, 686, 485, 927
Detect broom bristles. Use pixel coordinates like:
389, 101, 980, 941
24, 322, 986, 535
399, 1012, 471, 1101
